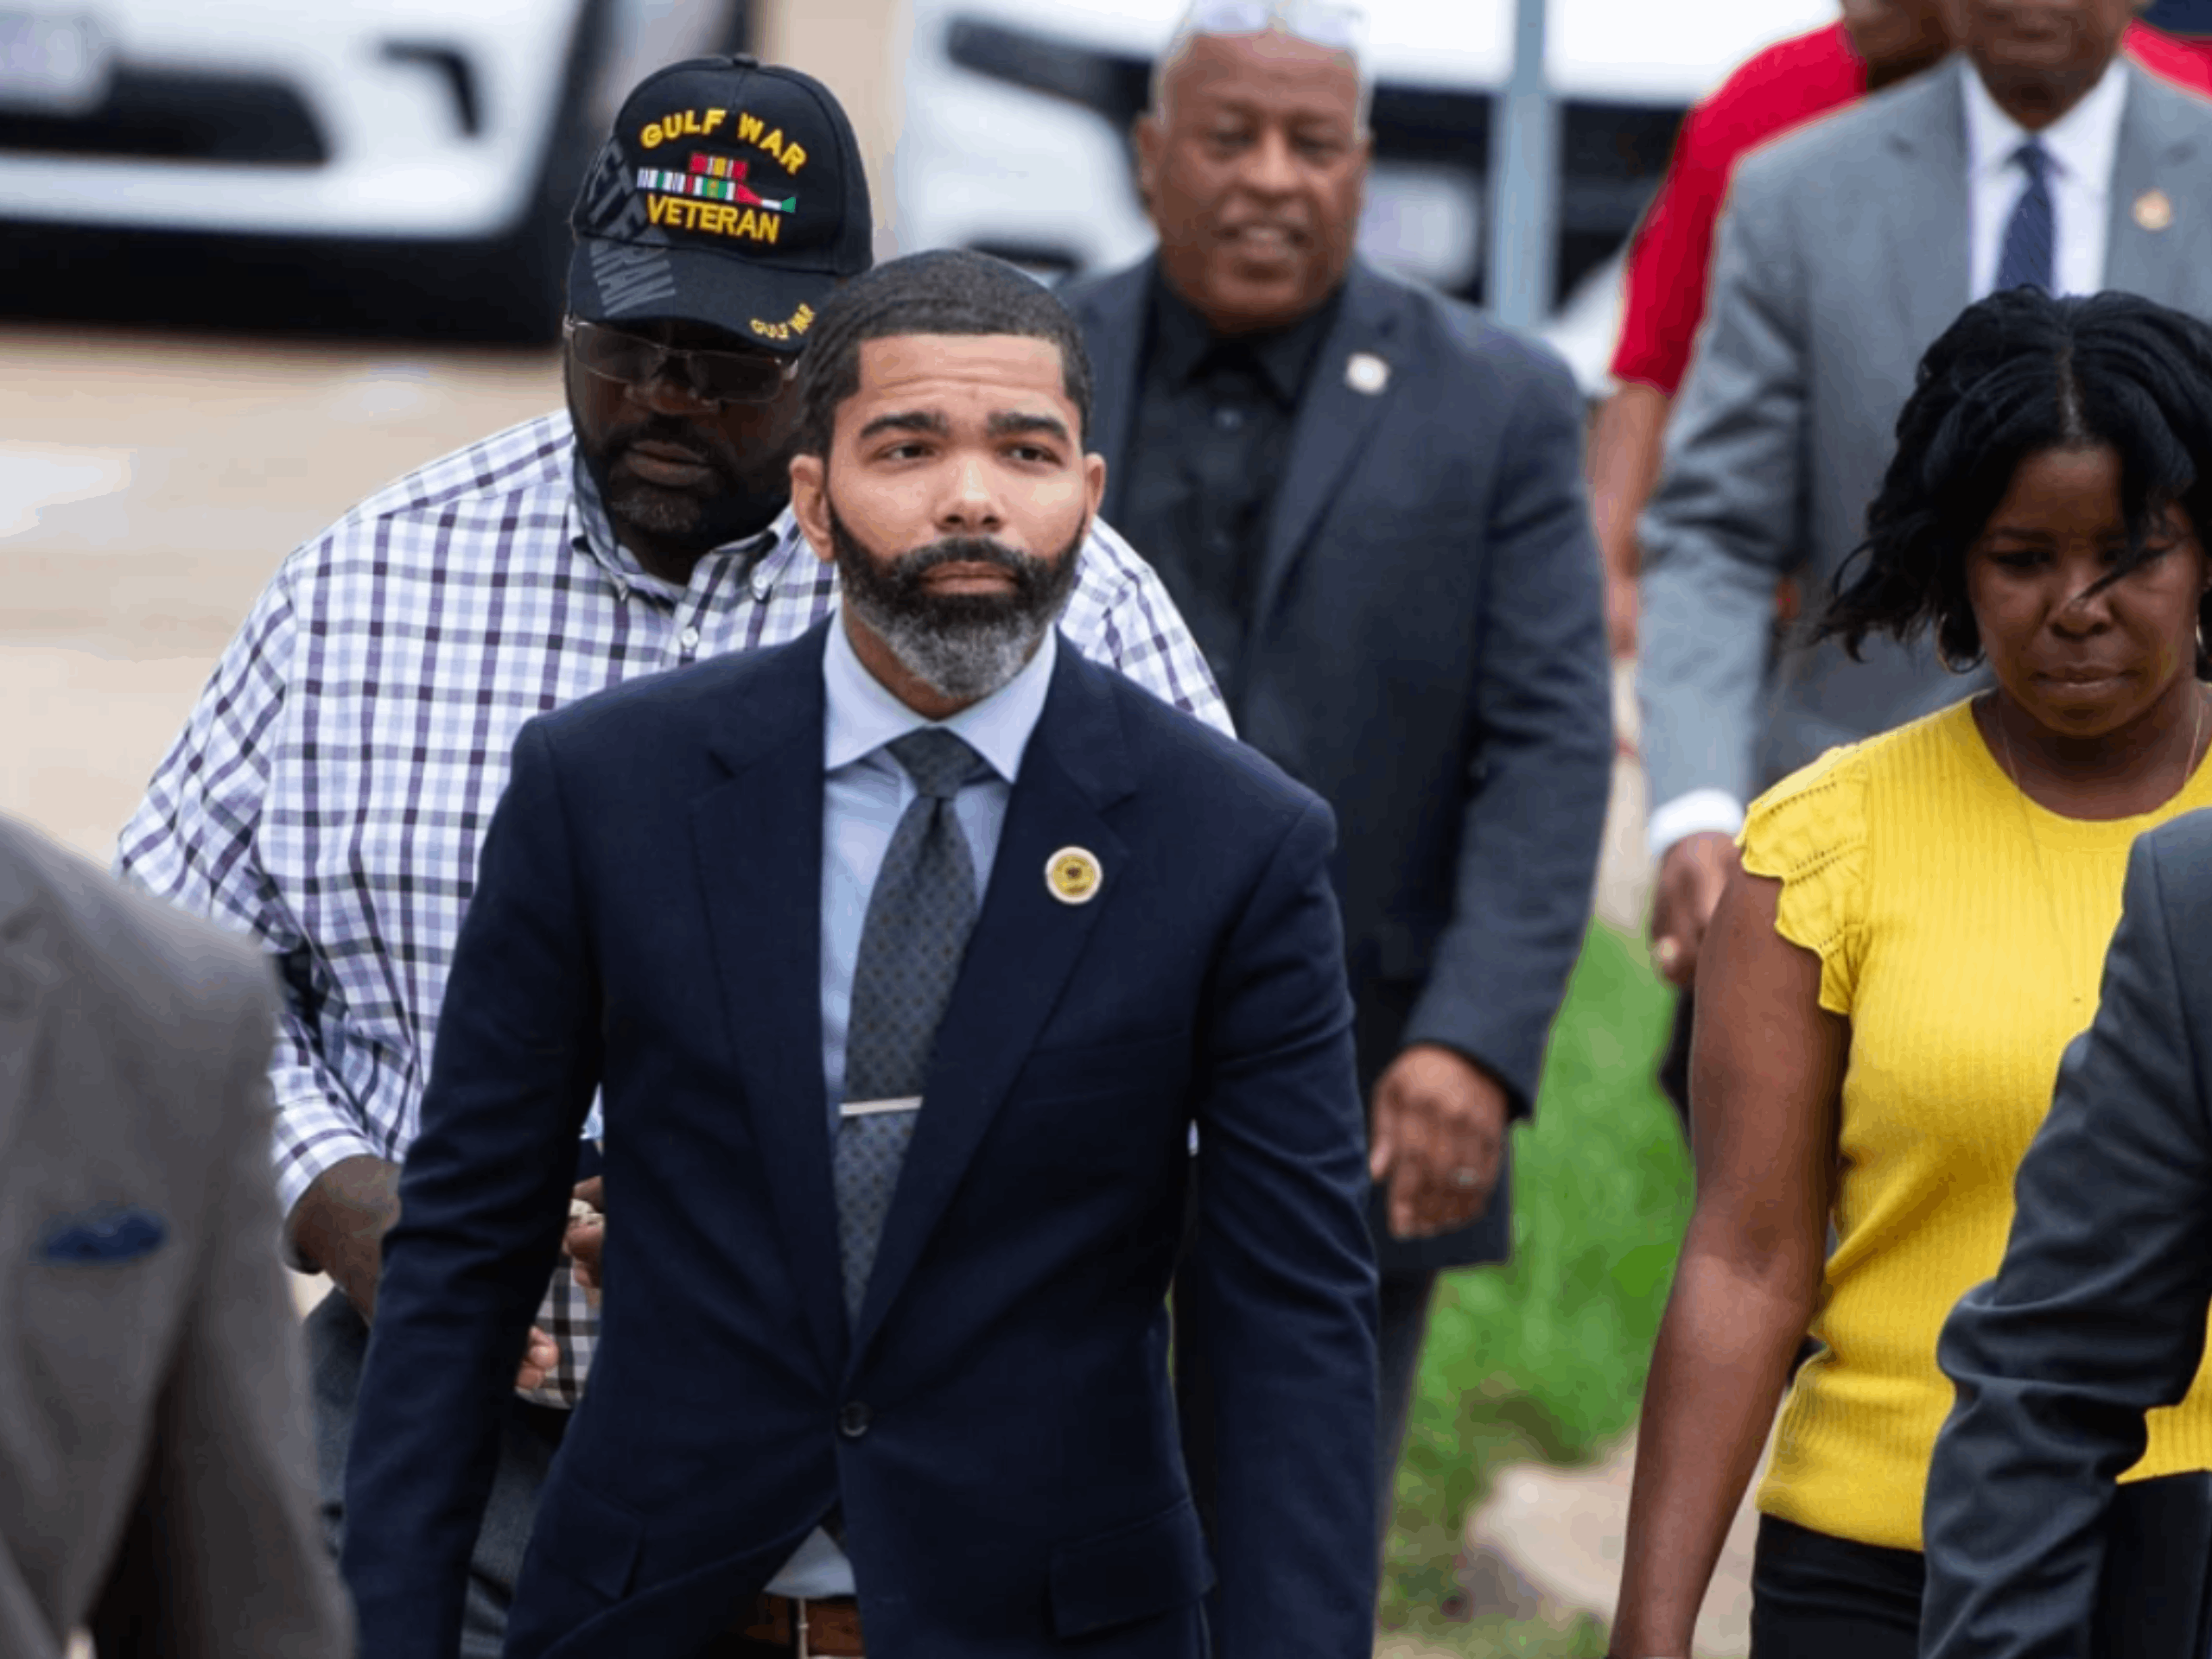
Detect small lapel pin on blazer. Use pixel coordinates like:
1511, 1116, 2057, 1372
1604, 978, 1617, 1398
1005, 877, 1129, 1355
1345, 352, 1390, 396
2136, 188, 2175, 232
1045, 846, 1103, 906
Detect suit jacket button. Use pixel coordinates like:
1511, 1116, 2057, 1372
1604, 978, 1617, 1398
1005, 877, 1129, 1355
839, 1402, 872, 1440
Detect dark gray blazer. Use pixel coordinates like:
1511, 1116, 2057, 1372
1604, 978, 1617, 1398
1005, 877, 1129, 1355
1640, 60, 2212, 812
0, 814, 350, 1658
1923, 809, 2212, 1659
1063, 256, 1614, 1273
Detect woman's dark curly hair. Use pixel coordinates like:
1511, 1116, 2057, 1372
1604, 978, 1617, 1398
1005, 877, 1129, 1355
1821, 288, 2212, 674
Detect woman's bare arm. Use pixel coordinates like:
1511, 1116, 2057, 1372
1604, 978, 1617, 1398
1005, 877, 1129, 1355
1611, 860, 1847, 1656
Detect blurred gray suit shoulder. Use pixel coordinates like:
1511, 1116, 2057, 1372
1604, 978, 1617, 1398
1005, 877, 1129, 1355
0, 811, 275, 1028
0, 814, 351, 1659
1728, 60, 1960, 196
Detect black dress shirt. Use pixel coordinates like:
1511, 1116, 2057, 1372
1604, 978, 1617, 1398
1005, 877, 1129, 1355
1117, 276, 1343, 687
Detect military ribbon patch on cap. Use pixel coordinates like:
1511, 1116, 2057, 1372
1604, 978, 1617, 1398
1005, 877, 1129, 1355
634, 154, 798, 213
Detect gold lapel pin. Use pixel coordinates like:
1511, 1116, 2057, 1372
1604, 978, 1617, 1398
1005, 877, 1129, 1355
2136, 188, 2175, 232
1045, 846, 1103, 906
1345, 352, 1390, 396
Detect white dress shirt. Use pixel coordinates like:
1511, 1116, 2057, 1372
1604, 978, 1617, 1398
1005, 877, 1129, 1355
1646, 59, 2131, 861
1964, 54, 2128, 302
769, 617, 1058, 1600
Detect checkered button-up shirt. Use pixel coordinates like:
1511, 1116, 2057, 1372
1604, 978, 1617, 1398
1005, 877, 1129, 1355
116, 410, 1230, 1404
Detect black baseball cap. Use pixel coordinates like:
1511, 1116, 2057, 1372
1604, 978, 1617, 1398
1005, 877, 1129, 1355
567, 55, 874, 353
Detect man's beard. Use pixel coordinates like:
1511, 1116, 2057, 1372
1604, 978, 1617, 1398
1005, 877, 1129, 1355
571, 405, 792, 551
830, 506, 1084, 703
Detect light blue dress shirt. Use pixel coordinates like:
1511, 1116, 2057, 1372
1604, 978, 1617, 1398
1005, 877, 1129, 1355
766, 618, 1057, 1599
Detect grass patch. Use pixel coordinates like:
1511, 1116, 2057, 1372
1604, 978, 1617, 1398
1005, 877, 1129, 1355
1378, 921, 1693, 1648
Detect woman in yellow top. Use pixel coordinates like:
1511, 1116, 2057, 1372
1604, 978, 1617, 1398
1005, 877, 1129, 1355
1612, 287, 2212, 1659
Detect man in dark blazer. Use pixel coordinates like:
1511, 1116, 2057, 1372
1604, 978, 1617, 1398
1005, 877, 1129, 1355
1059, 9, 1613, 1522
340, 250, 1378, 1659
1922, 810, 2212, 1659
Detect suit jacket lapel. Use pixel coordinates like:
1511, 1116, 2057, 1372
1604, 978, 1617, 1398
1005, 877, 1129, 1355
849, 647, 1135, 1363
1888, 67, 1972, 363
690, 625, 844, 1374
1249, 260, 1404, 632
2105, 65, 2206, 309
1084, 261, 1153, 525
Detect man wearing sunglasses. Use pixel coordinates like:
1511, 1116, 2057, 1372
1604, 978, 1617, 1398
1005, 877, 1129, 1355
562, 315, 802, 580
113, 53, 1229, 1659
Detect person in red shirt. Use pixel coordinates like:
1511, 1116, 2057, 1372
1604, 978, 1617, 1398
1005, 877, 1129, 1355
1587, 0, 2212, 660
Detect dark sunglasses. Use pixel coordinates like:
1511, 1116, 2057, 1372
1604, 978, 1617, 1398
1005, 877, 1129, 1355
563, 317, 798, 405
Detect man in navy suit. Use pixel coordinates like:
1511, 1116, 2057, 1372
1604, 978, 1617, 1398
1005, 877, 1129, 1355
340, 248, 1380, 1659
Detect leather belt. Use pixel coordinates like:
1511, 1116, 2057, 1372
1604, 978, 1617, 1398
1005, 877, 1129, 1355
740, 1592, 866, 1656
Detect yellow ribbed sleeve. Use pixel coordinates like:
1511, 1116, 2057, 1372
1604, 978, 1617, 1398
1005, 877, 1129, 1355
1738, 746, 1867, 1018
1740, 699, 2212, 1552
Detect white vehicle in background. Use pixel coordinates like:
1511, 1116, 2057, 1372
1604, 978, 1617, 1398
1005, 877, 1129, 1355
893, 0, 1837, 392
0, 0, 746, 338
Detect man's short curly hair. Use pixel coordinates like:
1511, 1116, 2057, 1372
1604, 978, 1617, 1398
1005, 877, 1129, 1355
1821, 287, 2212, 673
794, 249, 1094, 459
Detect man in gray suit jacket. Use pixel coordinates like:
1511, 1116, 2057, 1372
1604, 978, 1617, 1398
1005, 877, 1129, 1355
1923, 810, 2212, 1659
0, 813, 349, 1659
1640, 0, 2212, 989
1059, 2, 1611, 1540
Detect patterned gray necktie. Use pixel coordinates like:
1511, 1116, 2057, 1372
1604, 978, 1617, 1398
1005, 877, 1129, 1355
834, 728, 990, 1325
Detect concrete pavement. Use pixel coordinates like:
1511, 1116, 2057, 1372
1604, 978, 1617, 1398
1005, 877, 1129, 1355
0, 323, 562, 861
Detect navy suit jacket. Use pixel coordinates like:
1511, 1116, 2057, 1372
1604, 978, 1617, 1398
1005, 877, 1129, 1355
1924, 809, 2212, 1659
341, 621, 1379, 1659
1061, 257, 1613, 1273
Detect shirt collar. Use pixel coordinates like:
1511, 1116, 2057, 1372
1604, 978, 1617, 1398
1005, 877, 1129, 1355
1147, 271, 1342, 407
754, 505, 818, 595
1963, 53, 2130, 194
822, 614, 1057, 785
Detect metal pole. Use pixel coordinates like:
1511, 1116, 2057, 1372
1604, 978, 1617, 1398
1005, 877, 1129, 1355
1487, 0, 1558, 330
